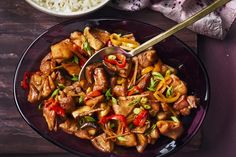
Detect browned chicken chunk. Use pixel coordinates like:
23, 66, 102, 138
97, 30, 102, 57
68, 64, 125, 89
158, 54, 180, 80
93, 68, 108, 92
138, 50, 157, 68
91, 133, 114, 152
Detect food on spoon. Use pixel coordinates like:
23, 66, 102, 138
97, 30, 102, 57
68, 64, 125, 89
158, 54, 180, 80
22, 27, 199, 153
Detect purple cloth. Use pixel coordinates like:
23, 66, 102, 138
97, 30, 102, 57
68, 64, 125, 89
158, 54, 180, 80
110, 0, 236, 39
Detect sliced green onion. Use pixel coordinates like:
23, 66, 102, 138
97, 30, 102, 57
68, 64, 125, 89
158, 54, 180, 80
79, 96, 84, 104
133, 108, 142, 114
108, 55, 116, 60
58, 83, 65, 90
143, 104, 151, 110
51, 88, 59, 98
128, 97, 141, 106
117, 136, 127, 141
105, 88, 112, 100
166, 86, 173, 97
140, 97, 148, 104
171, 116, 179, 122
84, 116, 96, 122
71, 75, 79, 81
152, 72, 164, 80
83, 40, 92, 56
112, 97, 118, 105
73, 55, 79, 64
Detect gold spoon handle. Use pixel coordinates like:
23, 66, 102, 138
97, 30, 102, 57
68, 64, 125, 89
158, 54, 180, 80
130, 0, 230, 56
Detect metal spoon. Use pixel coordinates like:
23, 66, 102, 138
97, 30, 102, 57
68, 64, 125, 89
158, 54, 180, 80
79, 0, 230, 80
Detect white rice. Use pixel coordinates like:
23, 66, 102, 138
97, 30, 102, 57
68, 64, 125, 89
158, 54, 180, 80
32, 0, 104, 13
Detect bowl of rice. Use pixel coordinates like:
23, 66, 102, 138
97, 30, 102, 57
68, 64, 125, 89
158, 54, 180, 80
25, 0, 110, 17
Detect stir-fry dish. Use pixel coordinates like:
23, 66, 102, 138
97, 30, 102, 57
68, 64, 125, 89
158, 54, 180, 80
21, 27, 199, 153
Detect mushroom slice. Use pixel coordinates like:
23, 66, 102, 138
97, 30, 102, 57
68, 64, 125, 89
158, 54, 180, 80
91, 133, 114, 152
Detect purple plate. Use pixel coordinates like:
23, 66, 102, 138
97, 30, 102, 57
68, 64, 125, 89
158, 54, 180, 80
13, 19, 210, 157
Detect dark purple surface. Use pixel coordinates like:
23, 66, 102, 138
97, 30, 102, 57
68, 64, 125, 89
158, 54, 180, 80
171, 20, 236, 157
14, 19, 209, 157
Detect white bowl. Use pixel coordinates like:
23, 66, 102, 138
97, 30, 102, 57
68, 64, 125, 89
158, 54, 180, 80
25, 0, 110, 17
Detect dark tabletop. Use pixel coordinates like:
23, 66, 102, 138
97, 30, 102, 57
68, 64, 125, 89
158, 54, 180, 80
1, 0, 236, 157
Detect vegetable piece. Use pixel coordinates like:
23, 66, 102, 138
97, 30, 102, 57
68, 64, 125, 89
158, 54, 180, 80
111, 97, 117, 105
83, 40, 92, 56
105, 88, 112, 100
141, 66, 154, 75
128, 97, 141, 106
21, 72, 32, 90
72, 55, 79, 64
44, 98, 65, 117
153, 91, 181, 103
152, 72, 164, 80
51, 88, 59, 98
71, 75, 79, 81
84, 90, 102, 101
117, 136, 127, 142
166, 86, 173, 97
79, 96, 84, 104
133, 108, 142, 114
128, 86, 142, 96
100, 114, 127, 133
104, 53, 127, 68
133, 110, 148, 127
147, 78, 158, 92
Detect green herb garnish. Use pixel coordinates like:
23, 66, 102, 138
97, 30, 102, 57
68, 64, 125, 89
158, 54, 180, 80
145, 124, 157, 135
58, 83, 65, 90
152, 72, 164, 80
105, 88, 112, 100
83, 40, 92, 56
84, 116, 96, 122
128, 97, 141, 106
117, 136, 127, 141
166, 86, 173, 97
71, 75, 79, 81
112, 97, 118, 105
79, 96, 84, 104
147, 77, 158, 92
171, 116, 179, 122
72, 55, 79, 64
143, 104, 151, 110
51, 88, 59, 98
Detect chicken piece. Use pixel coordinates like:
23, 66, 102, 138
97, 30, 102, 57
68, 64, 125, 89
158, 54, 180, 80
93, 68, 108, 92
138, 50, 157, 68
112, 84, 127, 97
43, 105, 57, 131
70, 31, 86, 48
116, 133, 137, 147
103, 59, 132, 78
85, 95, 104, 107
84, 27, 104, 51
136, 134, 148, 153
170, 74, 187, 95
132, 123, 150, 134
28, 72, 55, 103
51, 39, 74, 61
40, 53, 56, 74
59, 120, 93, 140
157, 121, 184, 140
85, 63, 103, 84
173, 95, 198, 116
61, 62, 81, 76
90, 28, 110, 44
91, 133, 114, 152
136, 73, 151, 91
63, 81, 82, 96
58, 92, 75, 113
112, 95, 143, 117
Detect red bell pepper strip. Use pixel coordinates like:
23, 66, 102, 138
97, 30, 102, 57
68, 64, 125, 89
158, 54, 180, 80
84, 90, 102, 101
44, 98, 65, 117
100, 114, 127, 127
21, 72, 32, 90
104, 53, 127, 68
133, 110, 148, 127
127, 86, 142, 96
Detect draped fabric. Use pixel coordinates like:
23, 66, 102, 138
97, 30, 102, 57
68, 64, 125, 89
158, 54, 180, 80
110, 0, 236, 39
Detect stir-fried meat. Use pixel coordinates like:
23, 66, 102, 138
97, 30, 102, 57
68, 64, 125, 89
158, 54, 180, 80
91, 133, 114, 152
157, 121, 184, 140
58, 92, 75, 113
136, 134, 148, 153
136, 73, 151, 91
43, 105, 57, 131
112, 95, 143, 117
132, 123, 150, 134
93, 68, 108, 92
116, 133, 137, 147
70, 31, 86, 48
84, 27, 104, 51
28, 72, 55, 103
72, 106, 103, 118
170, 74, 187, 95
63, 81, 83, 96
138, 50, 157, 68
85, 63, 103, 84
59, 120, 93, 140
61, 62, 81, 76
173, 95, 198, 116
40, 53, 56, 74
51, 39, 74, 61
112, 84, 127, 97
110, 77, 117, 87
85, 95, 104, 107
103, 60, 132, 78
90, 28, 110, 44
